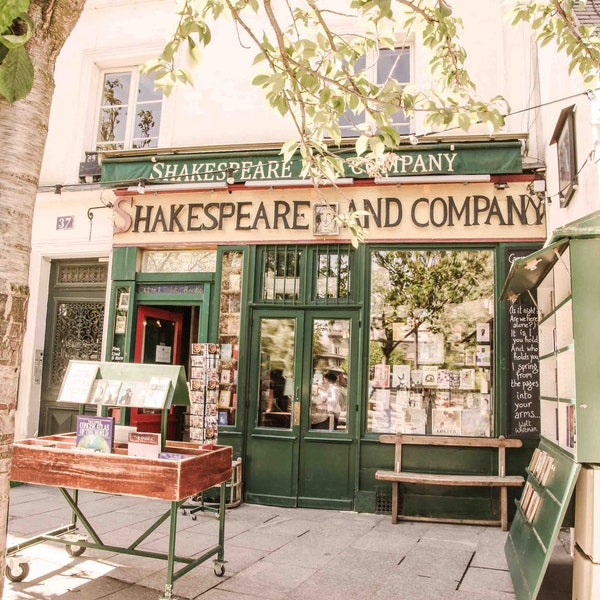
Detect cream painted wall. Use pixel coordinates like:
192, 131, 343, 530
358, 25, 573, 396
15, 191, 114, 440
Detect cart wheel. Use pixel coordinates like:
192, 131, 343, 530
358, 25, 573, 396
65, 544, 86, 557
6, 561, 29, 582
213, 562, 225, 577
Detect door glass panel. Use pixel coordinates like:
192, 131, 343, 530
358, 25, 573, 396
257, 318, 294, 428
310, 319, 349, 431
142, 316, 175, 364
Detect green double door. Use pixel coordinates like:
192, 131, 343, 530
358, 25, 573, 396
245, 310, 358, 509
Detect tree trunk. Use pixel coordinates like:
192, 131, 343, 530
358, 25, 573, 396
0, 1, 85, 592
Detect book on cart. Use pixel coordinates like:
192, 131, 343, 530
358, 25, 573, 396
128, 431, 161, 459
75, 415, 114, 453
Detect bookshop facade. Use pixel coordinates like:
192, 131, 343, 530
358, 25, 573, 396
100, 139, 546, 518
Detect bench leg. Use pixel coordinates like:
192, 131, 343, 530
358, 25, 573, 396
500, 486, 508, 531
391, 482, 399, 524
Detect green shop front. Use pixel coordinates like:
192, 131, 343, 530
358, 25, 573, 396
100, 138, 545, 520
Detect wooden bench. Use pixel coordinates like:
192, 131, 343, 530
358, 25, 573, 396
375, 434, 524, 531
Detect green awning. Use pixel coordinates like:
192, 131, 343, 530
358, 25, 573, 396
100, 140, 524, 188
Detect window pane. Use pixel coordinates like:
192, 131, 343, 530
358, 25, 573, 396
133, 101, 161, 148
141, 250, 217, 273
377, 48, 410, 134
258, 319, 294, 429
101, 72, 131, 106
368, 249, 495, 437
261, 247, 302, 301
138, 72, 162, 102
315, 247, 351, 300
97, 107, 128, 147
310, 319, 349, 431
340, 55, 366, 138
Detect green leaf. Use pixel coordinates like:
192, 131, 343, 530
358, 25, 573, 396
0, 0, 28, 34
0, 44, 32, 102
0, 13, 32, 48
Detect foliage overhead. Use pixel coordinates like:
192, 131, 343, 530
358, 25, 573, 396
0, 0, 33, 102
144, 0, 600, 185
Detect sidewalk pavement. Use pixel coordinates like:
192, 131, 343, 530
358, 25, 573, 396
5, 483, 573, 600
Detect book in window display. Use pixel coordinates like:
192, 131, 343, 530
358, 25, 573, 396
372, 364, 390, 388
460, 368, 475, 389
437, 369, 450, 389
432, 407, 462, 436
422, 365, 438, 388
461, 409, 491, 437
410, 369, 423, 387
392, 364, 410, 388
400, 407, 427, 434
76, 415, 114, 453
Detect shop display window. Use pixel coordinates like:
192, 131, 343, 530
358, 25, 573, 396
217, 251, 243, 426
368, 249, 495, 437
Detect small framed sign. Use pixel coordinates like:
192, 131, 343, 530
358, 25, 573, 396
551, 105, 578, 208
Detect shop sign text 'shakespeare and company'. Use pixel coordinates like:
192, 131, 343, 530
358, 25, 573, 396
111, 184, 545, 245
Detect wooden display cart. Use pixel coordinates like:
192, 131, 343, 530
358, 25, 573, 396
7, 360, 233, 600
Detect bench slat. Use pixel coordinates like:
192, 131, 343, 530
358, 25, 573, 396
375, 470, 524, 487
379, 434, 523, 448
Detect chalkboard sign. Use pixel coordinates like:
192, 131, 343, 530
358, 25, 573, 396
506, 249, 541, 437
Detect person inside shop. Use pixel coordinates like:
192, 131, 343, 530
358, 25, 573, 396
311, 370, 342, 430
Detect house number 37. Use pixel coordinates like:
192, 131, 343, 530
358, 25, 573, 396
56, 216, 74, 230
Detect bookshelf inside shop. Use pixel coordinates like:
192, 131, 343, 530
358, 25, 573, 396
216, 251, 243, 427
501, 216, 600, 600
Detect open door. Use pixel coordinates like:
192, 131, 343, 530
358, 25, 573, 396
131, 306, 184, 437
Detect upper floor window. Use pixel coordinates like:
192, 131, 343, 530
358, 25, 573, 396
340, 47, 411, 138
96, 68, 162, 151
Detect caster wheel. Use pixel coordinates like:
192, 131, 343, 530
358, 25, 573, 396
66, 544, 86, 557
182, 509, 187, 516
192, 514, 197, 521
213, 562, 225, 577
6, 561, 29, 582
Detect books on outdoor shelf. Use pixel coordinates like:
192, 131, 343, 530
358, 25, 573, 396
145, 377, 171, 408
128, 431, 161, 459
75, 415, 114, 453
158, 452, 189, 461
528, 448, 555, 486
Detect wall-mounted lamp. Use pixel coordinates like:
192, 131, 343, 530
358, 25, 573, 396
226, 168, 236, 185
137, 178, 146, 194
494, 181, 509, 190
54, 184, 63, 195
